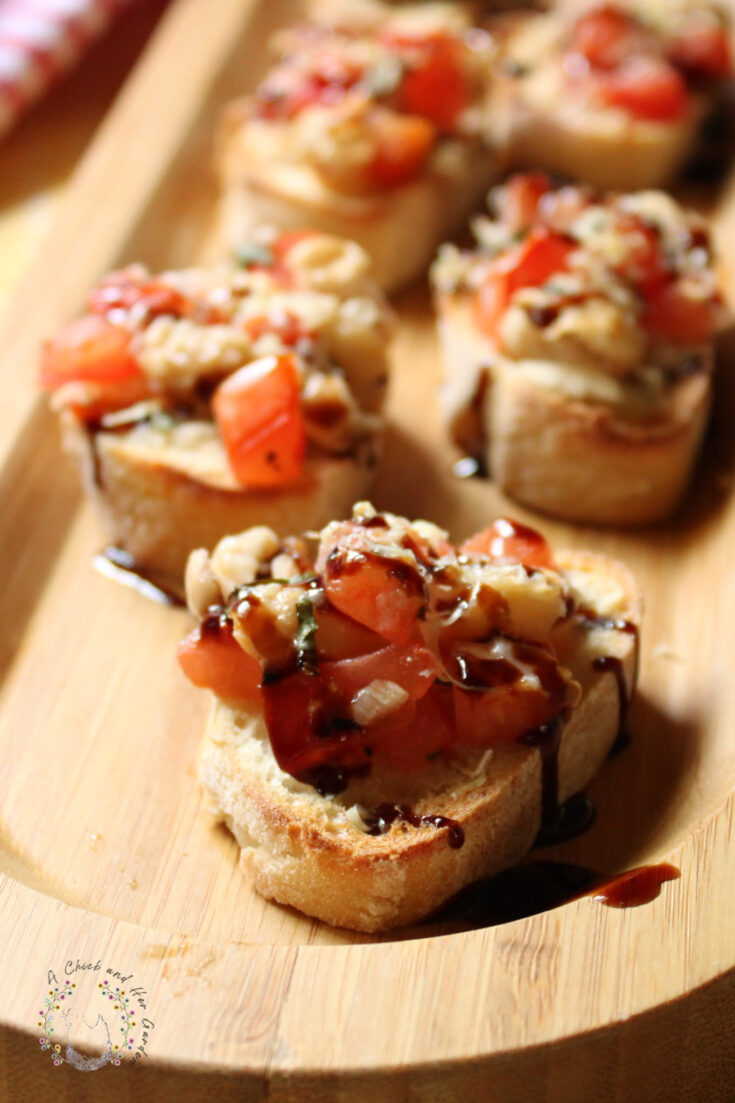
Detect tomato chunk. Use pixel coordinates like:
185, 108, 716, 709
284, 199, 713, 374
615, 215, 669, 294
501, 172, 553, 235
254, 58, 360, 120
668, 25, 732, 79
321, 642, 439, 703
262, 670, 370, 782
452, 681, 559, 747
474, 228, 575, 338
88, 269, 191, 320
40, 314, 143, 391
643, 282, 717, 343
314, 605, 386, 660
366, 108, 436, 188
374, 684, 455, 769
66, 375, 153, 423
177, 621, 261, 702
599, 56, 689, 121
395, 34, 470, 131
212, 354, 306, 488
571, 6, 638, 70
461, 518, 555, 569
318, 528, 426, 644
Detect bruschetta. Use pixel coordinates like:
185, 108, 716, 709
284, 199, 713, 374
432, 174, 725, 524
491, 1, 733, 190
40, 231, 394, 580
217, 6, 503, 293
178, 503, 640, 932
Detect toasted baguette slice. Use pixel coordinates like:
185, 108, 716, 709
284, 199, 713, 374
489, 9, 710, 191
433, 178, 721, 524
216, 5, 503, 293
44, 242, 392, 581
218, 119, 500, 295
62, 415, 379, 582
199, 551, 640, 933
437, 294, 712, 525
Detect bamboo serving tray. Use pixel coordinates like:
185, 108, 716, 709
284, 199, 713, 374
2, 1, 735, 1098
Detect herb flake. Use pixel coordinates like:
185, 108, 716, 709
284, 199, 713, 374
295, 593, 320, 675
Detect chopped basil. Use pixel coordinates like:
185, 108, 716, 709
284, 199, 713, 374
235, 242, 275, 269
295, 594, 320, 675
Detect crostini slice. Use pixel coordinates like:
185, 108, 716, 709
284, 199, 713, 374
40, 231, 394, 580
178, 503, 641, 933
217, 5, 504, 293
490, 0, 733, 190
432, 174, 726, 524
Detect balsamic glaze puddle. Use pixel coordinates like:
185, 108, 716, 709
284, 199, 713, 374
431, 861, 680, 929
92, 547, 185, 607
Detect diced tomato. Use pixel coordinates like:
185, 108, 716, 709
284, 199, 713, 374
401, 528, 454, 566
243, 311, 314, 347
321, 642, 439, 703
599, 56, 689, 121
461, 518, 555, 569
571, 6, 638, 70
501, 172, 553, 235
65, 375, 153, 423
452, 681, 559, 747
366, 108, 436, 188
394, 33, 470, 131
374, 684, 455, 769
317, 527, 427, 644
40, 314, 143, 391
212, 354, 306, 488
642, 282, 717, 343
254, 58, 361, 120
87, 269, 193, 321
262, 670, 370, 780
668, 24, 732, 79
314, 605, 386, 661
364, 682, 454, 770
177, 621, 261, 702
473, 227, 575, 338
615, 215, 669, 294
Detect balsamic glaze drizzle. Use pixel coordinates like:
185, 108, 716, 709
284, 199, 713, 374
92, 547, 185, 607
363, 803, 465, 848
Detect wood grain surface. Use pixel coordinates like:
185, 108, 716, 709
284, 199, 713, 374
1, 0, 735, 1098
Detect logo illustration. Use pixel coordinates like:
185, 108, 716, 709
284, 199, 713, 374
37, 962, 154, 1071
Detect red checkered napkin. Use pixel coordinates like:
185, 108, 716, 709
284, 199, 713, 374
0, 0, 132, 137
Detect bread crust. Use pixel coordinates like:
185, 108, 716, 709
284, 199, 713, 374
217, 113, 501, 293
62, 416, 379, 582
198, 551, 640, 932
437, 295, 711, 525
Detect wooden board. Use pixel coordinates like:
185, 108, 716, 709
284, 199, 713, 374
1, 0, 735, 1098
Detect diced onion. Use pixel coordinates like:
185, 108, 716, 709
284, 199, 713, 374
351, 680, 409, 727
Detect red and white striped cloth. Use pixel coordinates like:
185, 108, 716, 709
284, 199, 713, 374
0, 0, 133, 137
